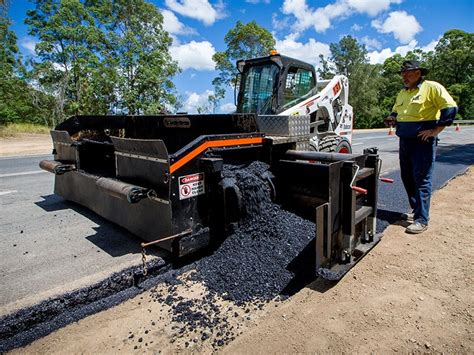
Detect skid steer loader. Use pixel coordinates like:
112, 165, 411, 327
40, 53, 381, 280
235, 52, 353, 153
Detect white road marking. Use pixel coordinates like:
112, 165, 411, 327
0, 170, 47, 178
353, 135, 397, 141
0, 190, 18, 196
352, 143, 363, 146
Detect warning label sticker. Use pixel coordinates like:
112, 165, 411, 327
178, 172, 205, 200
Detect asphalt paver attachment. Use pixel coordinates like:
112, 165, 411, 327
40, 114, 381, 280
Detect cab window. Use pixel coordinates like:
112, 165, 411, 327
283, 67, 315, 108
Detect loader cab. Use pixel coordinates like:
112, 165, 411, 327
236, 53, 317, 115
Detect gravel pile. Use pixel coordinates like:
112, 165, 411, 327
191, 161, 316, 303
134, 161, 318, 349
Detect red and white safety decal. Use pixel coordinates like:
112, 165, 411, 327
332, 81, 341, 96
178, 172, 205, 200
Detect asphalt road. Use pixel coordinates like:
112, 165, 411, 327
0, 126, 473, 316
0, 155, 166, 316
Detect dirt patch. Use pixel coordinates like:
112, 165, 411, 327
13, 168, 473, 353
0, 134, 51, 157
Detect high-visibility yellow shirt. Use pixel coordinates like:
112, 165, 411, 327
392, 80, 457, 138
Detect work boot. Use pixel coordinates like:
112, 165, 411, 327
405, 222, 428, 234
402, 212, 414, 223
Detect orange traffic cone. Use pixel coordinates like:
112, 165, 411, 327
455, 123, 460, 132
388, 125, 395, 135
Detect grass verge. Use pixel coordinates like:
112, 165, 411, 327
0, 123, 50, 137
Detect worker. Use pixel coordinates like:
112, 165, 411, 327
384, 60, 457, 234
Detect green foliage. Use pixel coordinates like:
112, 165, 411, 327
319, 35, 383, 128
319, 30, 473, 127
91, 0, 179, 114
24, 0, 179, 124
317, 54, 333, 80
329, 35, 368, 76
429, 29, 474, 118
211, 21, 275, 106
25, 0, 106, 124
1, 3, 54, 126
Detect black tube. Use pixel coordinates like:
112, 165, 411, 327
39, 160, 75, 175
39, 160, 61, 173
96, 177, 149, 204
285, 150, 361, 162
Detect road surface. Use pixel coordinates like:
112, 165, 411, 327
0, 126, 473, 316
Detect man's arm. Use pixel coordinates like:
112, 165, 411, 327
437, 107, 457, 126
384, 112, 398, 127
418, 107, 458, 141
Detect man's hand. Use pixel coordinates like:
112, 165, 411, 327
418, 126, 445, 141
384, 116, 397, 127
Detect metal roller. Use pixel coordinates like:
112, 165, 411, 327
96, 177, 150, 204
285, 150, 361, 162
39, 160, 75, 175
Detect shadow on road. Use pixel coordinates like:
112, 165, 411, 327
35, 194, 165, 258
34, 194, 71, 212
437, 142, 474, 165
377, 209, 408, 227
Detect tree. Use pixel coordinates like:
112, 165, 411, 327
212, 21, 275, 107
328, 35, 368, 77
25, 0, 179, 123
0, 3, 21, 124
92, 0, 180, 114
1, 2, 54, 126
430, 29, 474, 118
26, 0, 106, 124
317, 54, 334, 80
379, 54, 404, 117
320, 36, 383, 128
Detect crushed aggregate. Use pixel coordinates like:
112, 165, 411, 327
190, 161, 316, 303
135, 161, 318, 349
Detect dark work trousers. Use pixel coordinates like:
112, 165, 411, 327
399, 137, 437, 225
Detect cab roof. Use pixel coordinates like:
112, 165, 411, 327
236, 54, 315, 73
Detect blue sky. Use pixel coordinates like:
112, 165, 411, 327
8, 0, 474, 113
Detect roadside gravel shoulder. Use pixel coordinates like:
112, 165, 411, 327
0, 134, 51, 157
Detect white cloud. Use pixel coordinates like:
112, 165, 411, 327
351, 23, 362, 31
361, 36, 382, 50
271, 13, 292, 30
165, 0, 225, 26
161, 9, 196, 35
372, 11, 422, 44
367, 39, 438, 64
422, 38, 440, 52
347, 0, 402, 17
183, 90, 214, 113
169, 41, 216, 71
281, 0, 402, 33
20, 37, 37, 54
219, 102, 236, 113
275, 33, 331, 67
